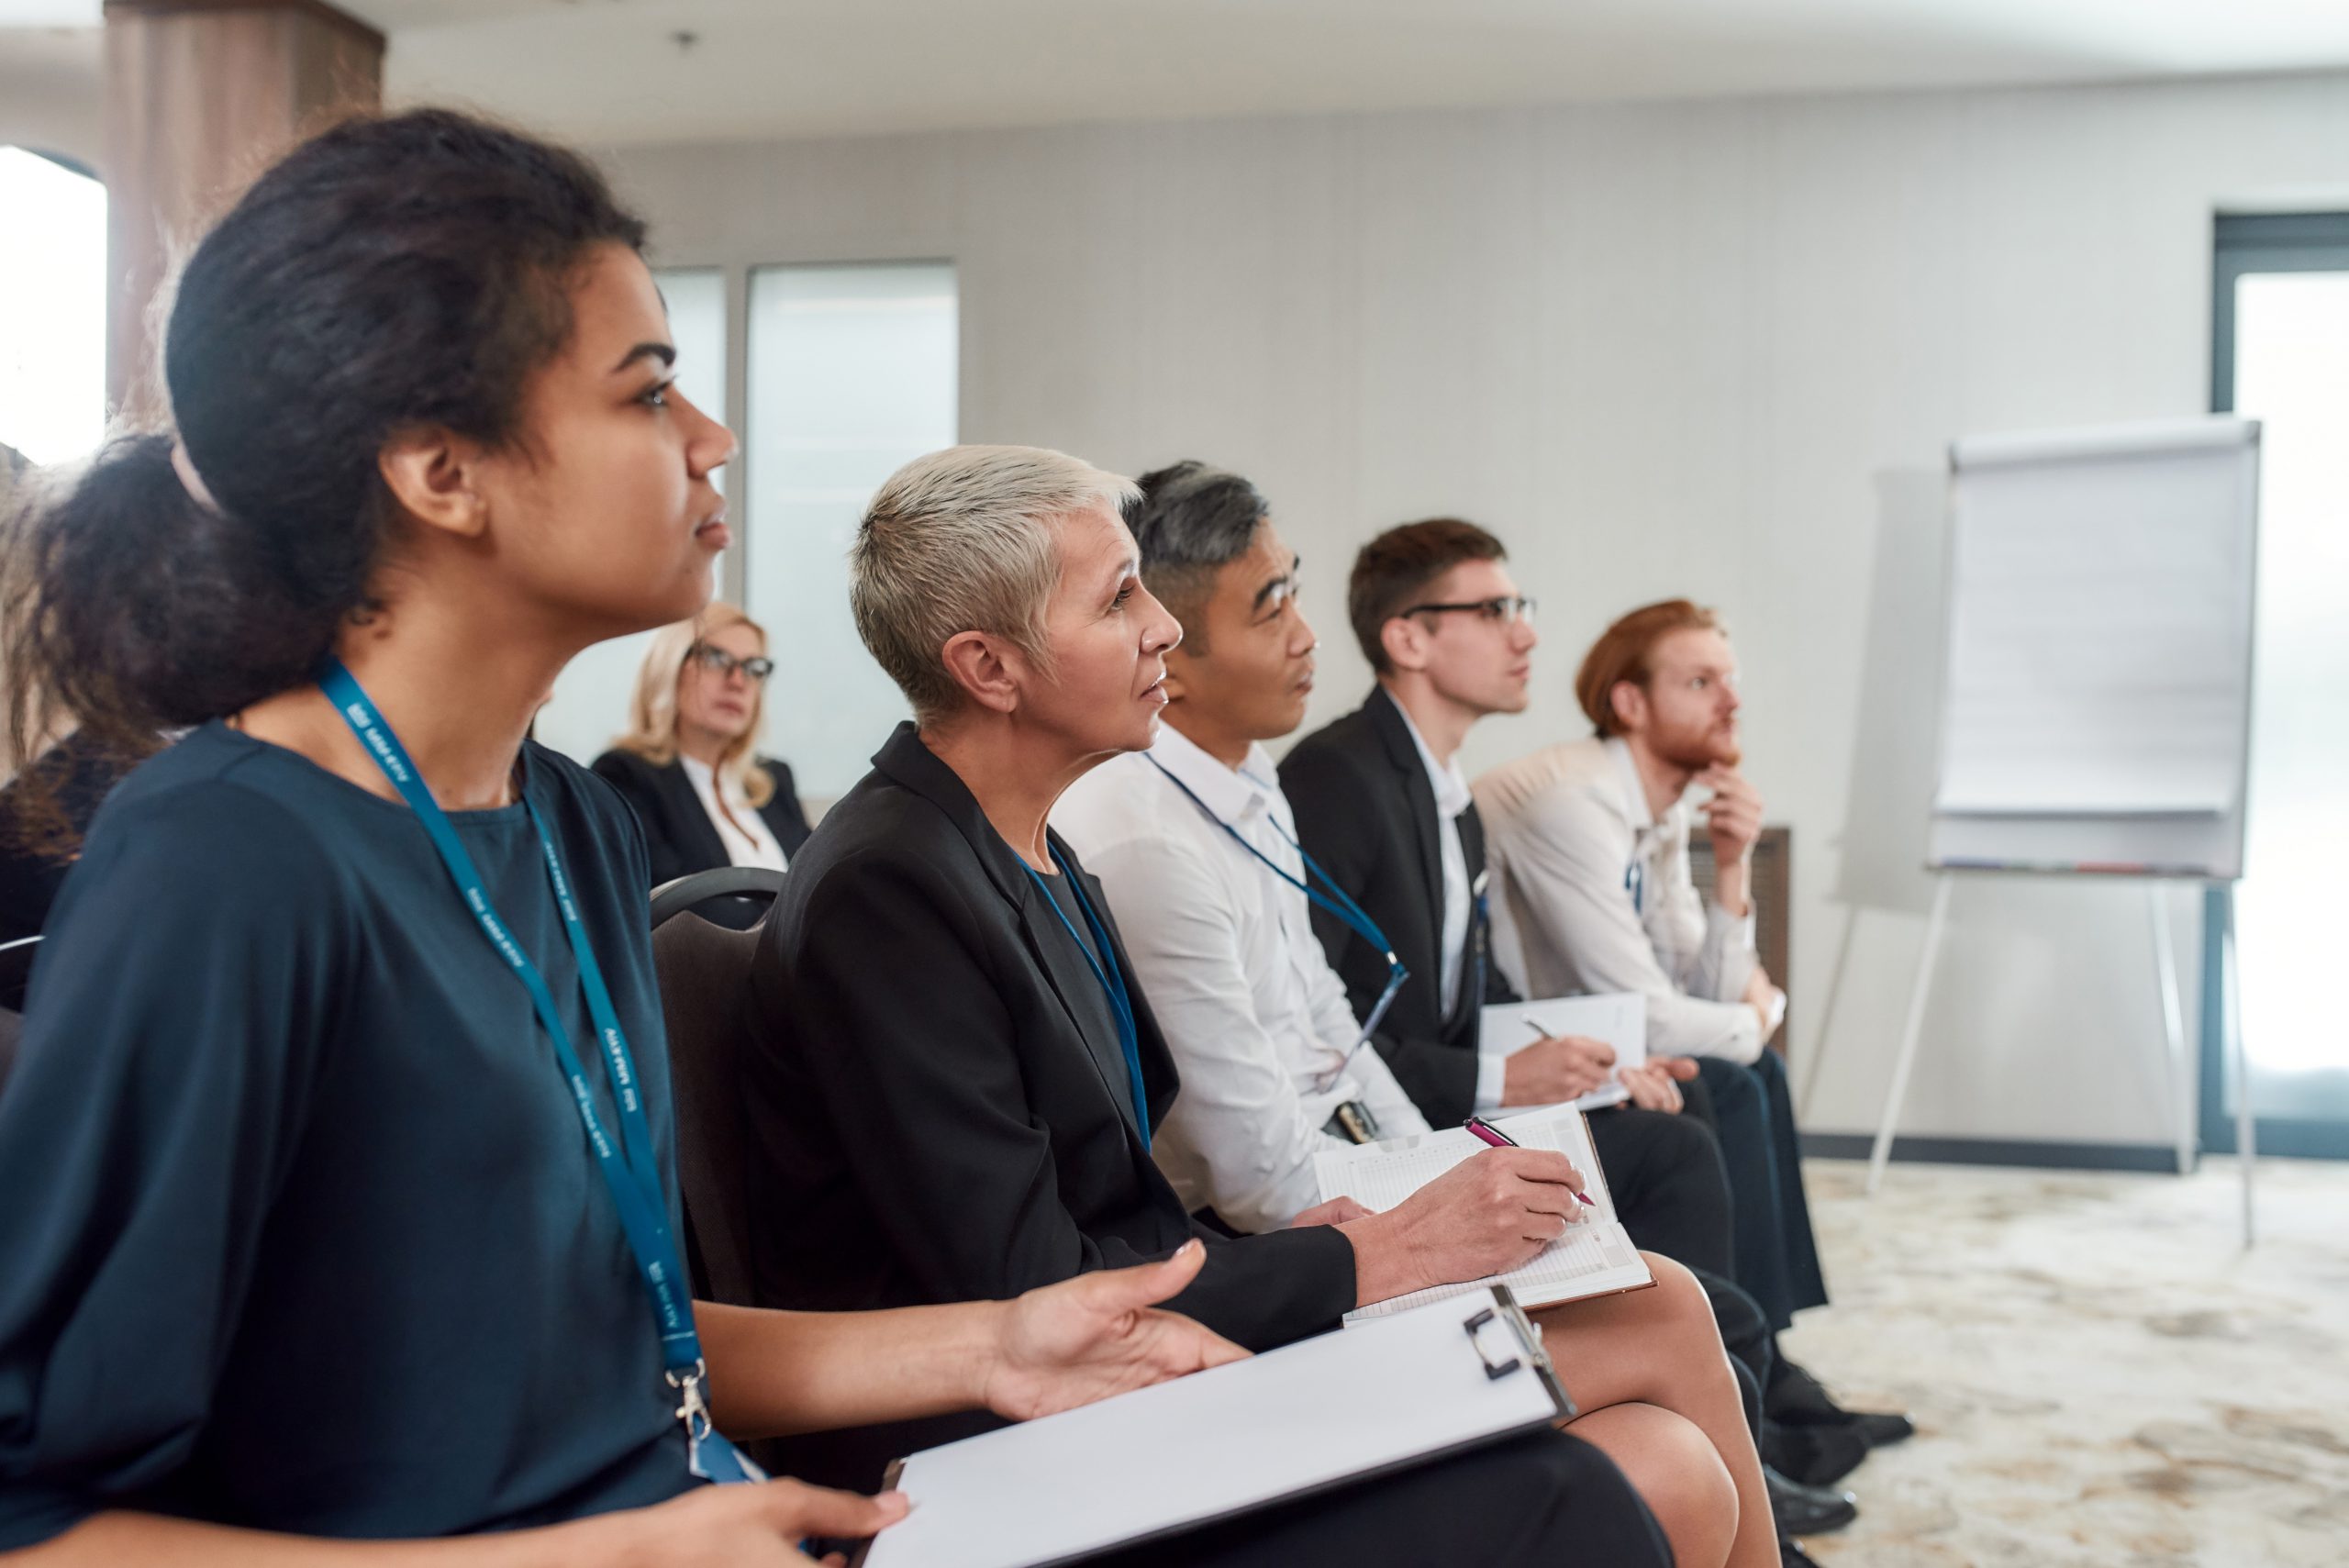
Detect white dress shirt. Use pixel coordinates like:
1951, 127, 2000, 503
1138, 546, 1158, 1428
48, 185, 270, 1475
1053, 725, 1430, 1233
1387, 701, 1510, 1110
681, 755, 789, 873
1474, 736, 1764, 1063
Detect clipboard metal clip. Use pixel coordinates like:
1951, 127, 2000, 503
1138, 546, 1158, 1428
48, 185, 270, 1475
1463, 1307, 1520, 1380
1464, 1287, 1575, 1417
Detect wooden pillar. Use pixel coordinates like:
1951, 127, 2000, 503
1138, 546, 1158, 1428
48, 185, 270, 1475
103, 0, 383, 421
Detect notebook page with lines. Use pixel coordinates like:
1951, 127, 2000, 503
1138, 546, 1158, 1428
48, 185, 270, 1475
1315, 1106, 1654, 1323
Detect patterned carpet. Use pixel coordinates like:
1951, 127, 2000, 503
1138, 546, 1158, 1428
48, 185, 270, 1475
1778, 1157, 2349, 1568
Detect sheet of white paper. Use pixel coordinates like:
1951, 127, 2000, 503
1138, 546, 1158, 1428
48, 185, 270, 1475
1934, 438, 2254, 817
1314, 1108, 1653, 1322
860, 1289, 1560, 1568
1481, 993, 1646, 1111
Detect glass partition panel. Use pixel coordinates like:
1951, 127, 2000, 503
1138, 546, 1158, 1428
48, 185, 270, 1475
744, 261, 957, 802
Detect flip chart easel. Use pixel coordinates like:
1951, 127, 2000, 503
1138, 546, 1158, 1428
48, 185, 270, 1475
1864, 417, 2262, 1244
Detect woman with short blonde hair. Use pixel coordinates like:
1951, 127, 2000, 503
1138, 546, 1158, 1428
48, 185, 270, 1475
594, 602, 811, 889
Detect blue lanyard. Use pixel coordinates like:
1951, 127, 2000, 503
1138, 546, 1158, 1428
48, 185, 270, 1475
1146, 757, 1410, 1083
320, 659, 756, 1485
1625, 859, 1646, 916
1020, 849, 1151, 1151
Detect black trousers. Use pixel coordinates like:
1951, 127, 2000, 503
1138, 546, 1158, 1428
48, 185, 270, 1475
1694, 1264, 1772, 1440
1589, 1106, 1778, 1445
1097, 1429, 1672, 1568
1587, 1102, 1737, 1279
1685, 1051, 1829, 1331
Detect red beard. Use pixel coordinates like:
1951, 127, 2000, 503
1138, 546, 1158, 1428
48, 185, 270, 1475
1656, 720, 1740, 771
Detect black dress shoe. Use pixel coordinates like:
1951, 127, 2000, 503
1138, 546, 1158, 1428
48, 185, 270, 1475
1778, 1536, 1824, 1568
1768, 1358, 1917, 1447
1764, 1418, 1871, 1488
1766, 1464, 1858, 1536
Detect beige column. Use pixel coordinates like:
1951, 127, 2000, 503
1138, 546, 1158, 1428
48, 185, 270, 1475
103, 0, 383, 421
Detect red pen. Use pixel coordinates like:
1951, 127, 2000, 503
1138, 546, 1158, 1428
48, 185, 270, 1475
1464, 1117, 1598, 1207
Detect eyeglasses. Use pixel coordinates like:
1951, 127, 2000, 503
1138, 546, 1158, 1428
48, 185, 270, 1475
689, 644, 775, 683
1401, 595, 1538, 627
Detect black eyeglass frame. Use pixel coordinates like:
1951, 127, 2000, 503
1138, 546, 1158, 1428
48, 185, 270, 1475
687, 643, 776, 683
1398, 595, 1539, 625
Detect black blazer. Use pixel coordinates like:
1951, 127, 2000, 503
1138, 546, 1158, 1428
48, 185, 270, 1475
589, 748, 810, 888
0, 731, 142, 951
1278, 687, 1517, 1128
740, 724, 1354, 1487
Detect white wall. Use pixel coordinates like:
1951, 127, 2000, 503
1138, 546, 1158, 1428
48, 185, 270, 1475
600, 70, 2349, 1148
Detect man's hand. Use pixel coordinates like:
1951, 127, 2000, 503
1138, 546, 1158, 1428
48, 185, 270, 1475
1742, 965, 1787, 1046
1617, 1057, 1698, 1114
1290, 1196, 1374, 1229
1698, 764, 1764, 917
1500, 1035, 1616, 1106
980, 1240, 1250, 1422
1338, 1147, 1589, 1305
610, 1477, 909, 1566
1698, 765, 1764, 863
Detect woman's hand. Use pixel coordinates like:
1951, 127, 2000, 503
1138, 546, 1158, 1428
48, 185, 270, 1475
980, 1240, 1251, 1422
595, 1479, 907, 1567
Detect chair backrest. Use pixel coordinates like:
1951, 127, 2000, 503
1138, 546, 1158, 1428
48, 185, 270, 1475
0, 935, 40, 1015
650, 867, 785, 1307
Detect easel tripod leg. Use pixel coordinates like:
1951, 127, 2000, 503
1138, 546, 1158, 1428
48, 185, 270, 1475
1868, 874, 1953, 1196
2148, 885, 2193, 1176
2220, 884, 2255, 1246
1798, 903, 1861, 1123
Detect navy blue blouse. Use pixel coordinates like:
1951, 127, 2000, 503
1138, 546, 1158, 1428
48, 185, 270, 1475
0, 723, 696, 1548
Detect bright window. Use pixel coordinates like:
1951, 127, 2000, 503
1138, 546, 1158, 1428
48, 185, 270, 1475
0, 147, 106, 466
2232, 270, 2349, 1088
744, 261, 958, 800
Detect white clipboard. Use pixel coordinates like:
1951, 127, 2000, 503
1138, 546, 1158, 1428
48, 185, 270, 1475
852, 1285, 1568, 1568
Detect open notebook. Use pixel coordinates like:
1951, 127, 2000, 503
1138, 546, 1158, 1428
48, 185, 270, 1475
853, 1286, 1568, 1568
1314, 1106, 1654, 1323
1480, 992, 1646, 1112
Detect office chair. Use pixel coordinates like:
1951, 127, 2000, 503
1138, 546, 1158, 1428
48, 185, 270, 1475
649, 866, 785, 1307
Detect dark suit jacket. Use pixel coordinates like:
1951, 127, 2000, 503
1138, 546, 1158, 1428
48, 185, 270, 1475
589, 749, 810, 888
1278, 687, 1517, 1128
0, 731, 143, 951
741, 723, 1354, 1487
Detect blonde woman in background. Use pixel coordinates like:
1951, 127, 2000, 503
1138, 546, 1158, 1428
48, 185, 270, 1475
594, 604, 811, 894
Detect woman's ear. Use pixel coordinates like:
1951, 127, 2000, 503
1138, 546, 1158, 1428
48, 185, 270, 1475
378, 427, 492, 540
941, 630, 1022, 716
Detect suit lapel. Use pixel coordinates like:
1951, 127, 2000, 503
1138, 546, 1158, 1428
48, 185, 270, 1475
1449, 805, 1491, 1027
1366, 689, 1447, 973
662, 762, 730, 871
1015, 874, 1150, 1148
869, 725, 1150, 1151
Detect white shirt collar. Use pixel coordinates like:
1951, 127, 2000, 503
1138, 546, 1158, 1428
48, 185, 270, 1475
1602, 736, 1654, 832
1148, 721, 1281, 828
1389, 695, 1473, 821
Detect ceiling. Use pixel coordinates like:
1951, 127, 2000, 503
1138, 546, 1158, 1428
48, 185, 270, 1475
9, 0, 2349, 150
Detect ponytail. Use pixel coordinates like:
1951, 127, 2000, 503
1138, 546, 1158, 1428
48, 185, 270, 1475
0, 108, 646, 848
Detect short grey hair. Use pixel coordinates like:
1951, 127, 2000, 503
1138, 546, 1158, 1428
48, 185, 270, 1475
852, 445, 1141, 721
